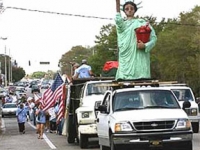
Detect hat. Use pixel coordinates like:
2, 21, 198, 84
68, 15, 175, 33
27, 97, 33, 101
82, 59, 87, 63
73, 63, 79, 67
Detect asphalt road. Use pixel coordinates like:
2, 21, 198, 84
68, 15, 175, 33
0, 98, 200, 150
0, 116, 200, 150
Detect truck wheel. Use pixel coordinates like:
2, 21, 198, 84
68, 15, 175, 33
79, 133, 88, 149
110, 135, 117, 150
2, 114, 4, 118
67, 136, 75, 143
100, 145, 110, 150
192, 122, 199, 133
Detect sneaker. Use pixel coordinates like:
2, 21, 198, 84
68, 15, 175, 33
46, 129, 49, 133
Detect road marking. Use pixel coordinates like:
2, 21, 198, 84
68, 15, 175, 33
0, 118, 6, 134
28, 122, 57, 149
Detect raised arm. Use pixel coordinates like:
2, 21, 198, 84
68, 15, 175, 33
116, 0, 120, 13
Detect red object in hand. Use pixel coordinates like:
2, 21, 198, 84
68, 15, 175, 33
135, 23, 151, 43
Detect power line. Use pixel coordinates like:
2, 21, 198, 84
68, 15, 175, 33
5, 6, 114, 20
1, 6, 200, 27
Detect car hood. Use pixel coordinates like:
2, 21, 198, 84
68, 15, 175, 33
112, 109, 188, 122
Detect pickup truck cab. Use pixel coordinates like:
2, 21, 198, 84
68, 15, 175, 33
160, 84, 200, 133
67, 78, 113, 149
96, 81, 193, 150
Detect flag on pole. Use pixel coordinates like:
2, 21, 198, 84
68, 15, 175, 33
56, 84, 66, 124
42, 73, 64, 111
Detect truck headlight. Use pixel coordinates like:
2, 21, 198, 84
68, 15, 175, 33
191, 108, 197, 116
175, 119, 191, 130
115, 122, 133, 132
82, 112, 89, 118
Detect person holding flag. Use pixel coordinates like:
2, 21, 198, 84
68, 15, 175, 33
40, 73, 66, 131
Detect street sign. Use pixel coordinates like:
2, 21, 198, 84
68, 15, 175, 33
40, 62, 50, 65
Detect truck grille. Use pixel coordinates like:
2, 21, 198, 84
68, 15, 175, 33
133, 120, 175, 131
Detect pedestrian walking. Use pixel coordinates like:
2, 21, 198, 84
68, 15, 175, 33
48, 106, 57, 133
35, 102, 46, 139
16, 103, 27, 134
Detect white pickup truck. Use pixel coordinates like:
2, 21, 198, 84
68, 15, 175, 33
96, 81, 193, 150
67, 78, 113, 149
160, 84, 200, 133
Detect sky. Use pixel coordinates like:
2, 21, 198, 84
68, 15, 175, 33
0, 0, 199, 75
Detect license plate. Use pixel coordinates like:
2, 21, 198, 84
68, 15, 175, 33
149, 140, 162, 147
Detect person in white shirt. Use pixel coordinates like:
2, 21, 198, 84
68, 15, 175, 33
73, 59, 94, 79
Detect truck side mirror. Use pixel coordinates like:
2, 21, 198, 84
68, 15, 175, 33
195, 97, 200, 103
182, 101, 191, 109
97, 105, 107, 113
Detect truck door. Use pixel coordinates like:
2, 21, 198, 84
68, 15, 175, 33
97, 92, 111, 141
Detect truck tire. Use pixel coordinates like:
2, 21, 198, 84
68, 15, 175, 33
192, 122, 199, 133
67, 116, 76, 143
100, 145, 110, 150
2, 114, 4, 118
67, 136, 75, 143
79, 133, 88, 149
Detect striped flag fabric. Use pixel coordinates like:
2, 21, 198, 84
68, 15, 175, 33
56, 84, 66, 124
42, 73, 64, 111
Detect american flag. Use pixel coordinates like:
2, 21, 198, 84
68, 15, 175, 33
42, 73, 64, 112
56, 84, 66, 124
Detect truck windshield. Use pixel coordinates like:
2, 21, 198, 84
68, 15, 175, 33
86, 83, 112, 96
113, 90, 180, 112
172, 89, 194, 101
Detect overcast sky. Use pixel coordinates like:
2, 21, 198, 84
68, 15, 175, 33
0, 0, 199, 74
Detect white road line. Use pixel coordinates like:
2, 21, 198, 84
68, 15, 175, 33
0, 118, 6, 134
28, 122, 57, 149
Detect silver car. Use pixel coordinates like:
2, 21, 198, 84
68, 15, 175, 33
1, 103, 18, 118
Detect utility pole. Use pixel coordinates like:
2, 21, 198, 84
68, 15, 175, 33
0, 37, 7, 86
5, 46, 7, 86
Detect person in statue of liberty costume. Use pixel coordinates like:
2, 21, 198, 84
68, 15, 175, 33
115, 0, 157, 80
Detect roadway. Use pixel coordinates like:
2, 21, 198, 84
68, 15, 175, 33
0, 116, 200, 150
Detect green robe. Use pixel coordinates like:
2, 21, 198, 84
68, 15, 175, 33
115, 13, 157, 80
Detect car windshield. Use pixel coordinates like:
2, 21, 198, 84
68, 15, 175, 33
4, 104, 17, 108
113, 90, 180, 112
172, 89, 194, 101
86, 82, 112, 96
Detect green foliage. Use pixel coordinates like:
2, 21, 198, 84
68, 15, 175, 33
151, 6, 200, 96
12, 67, 26, 82
31, 71, 46, 79
59, 45, 92, 76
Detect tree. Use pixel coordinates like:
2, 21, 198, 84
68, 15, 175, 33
31, 71, 46, 79
12, 67, 26, 82
151, 6, 200, 96
59, 45, 92, 76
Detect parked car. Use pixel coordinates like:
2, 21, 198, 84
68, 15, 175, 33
1, 103, 18, 118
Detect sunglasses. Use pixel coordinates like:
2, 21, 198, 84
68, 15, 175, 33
124, 7, 134, 11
